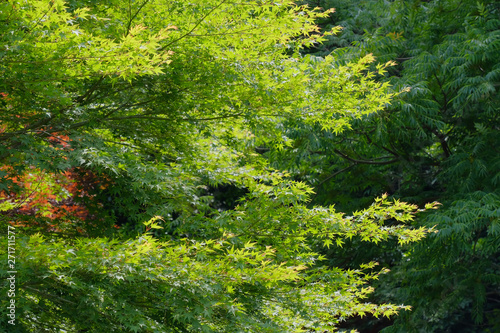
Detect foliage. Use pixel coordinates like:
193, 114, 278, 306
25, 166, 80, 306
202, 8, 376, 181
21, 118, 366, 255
0, 195, 431, 332
0, 0, 436, 332
379, 192, 500, 333
286, 0, 500, 331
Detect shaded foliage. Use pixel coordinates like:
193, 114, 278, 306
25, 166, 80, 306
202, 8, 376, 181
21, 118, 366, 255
287, 0, 500, 331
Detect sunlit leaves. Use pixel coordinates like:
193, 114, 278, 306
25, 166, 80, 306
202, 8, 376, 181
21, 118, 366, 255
0, 0, 440, 331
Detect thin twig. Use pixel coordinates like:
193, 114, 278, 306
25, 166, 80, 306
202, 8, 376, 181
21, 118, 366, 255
160, 0, 228, 51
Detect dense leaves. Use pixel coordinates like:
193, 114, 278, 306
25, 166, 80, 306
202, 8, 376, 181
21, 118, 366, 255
0, 1, 437, 332
290, 0, 500, 331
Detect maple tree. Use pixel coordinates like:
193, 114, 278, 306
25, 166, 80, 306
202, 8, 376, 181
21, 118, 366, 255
0, 1, 437, 332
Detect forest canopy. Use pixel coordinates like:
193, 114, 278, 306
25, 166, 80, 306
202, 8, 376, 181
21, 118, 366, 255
1, 0, 498, 332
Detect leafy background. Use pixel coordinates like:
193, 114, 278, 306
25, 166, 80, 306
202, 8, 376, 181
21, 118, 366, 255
0, 0, 499, 332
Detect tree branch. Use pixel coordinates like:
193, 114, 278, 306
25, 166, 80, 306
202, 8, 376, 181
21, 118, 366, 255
75, 76, 105, 104
160, 0, 228, 51
334, 149, 398, 165
23, 286, 77, 305
307, 164, 357, 207
126, 0, 151, 36
104, 112, 244, 123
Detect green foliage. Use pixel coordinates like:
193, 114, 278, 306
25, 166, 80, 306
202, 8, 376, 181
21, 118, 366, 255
379, 192, 500, 333
1, 193, 429, 332
0, 0, 437, 332
291, 0, 500, 331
